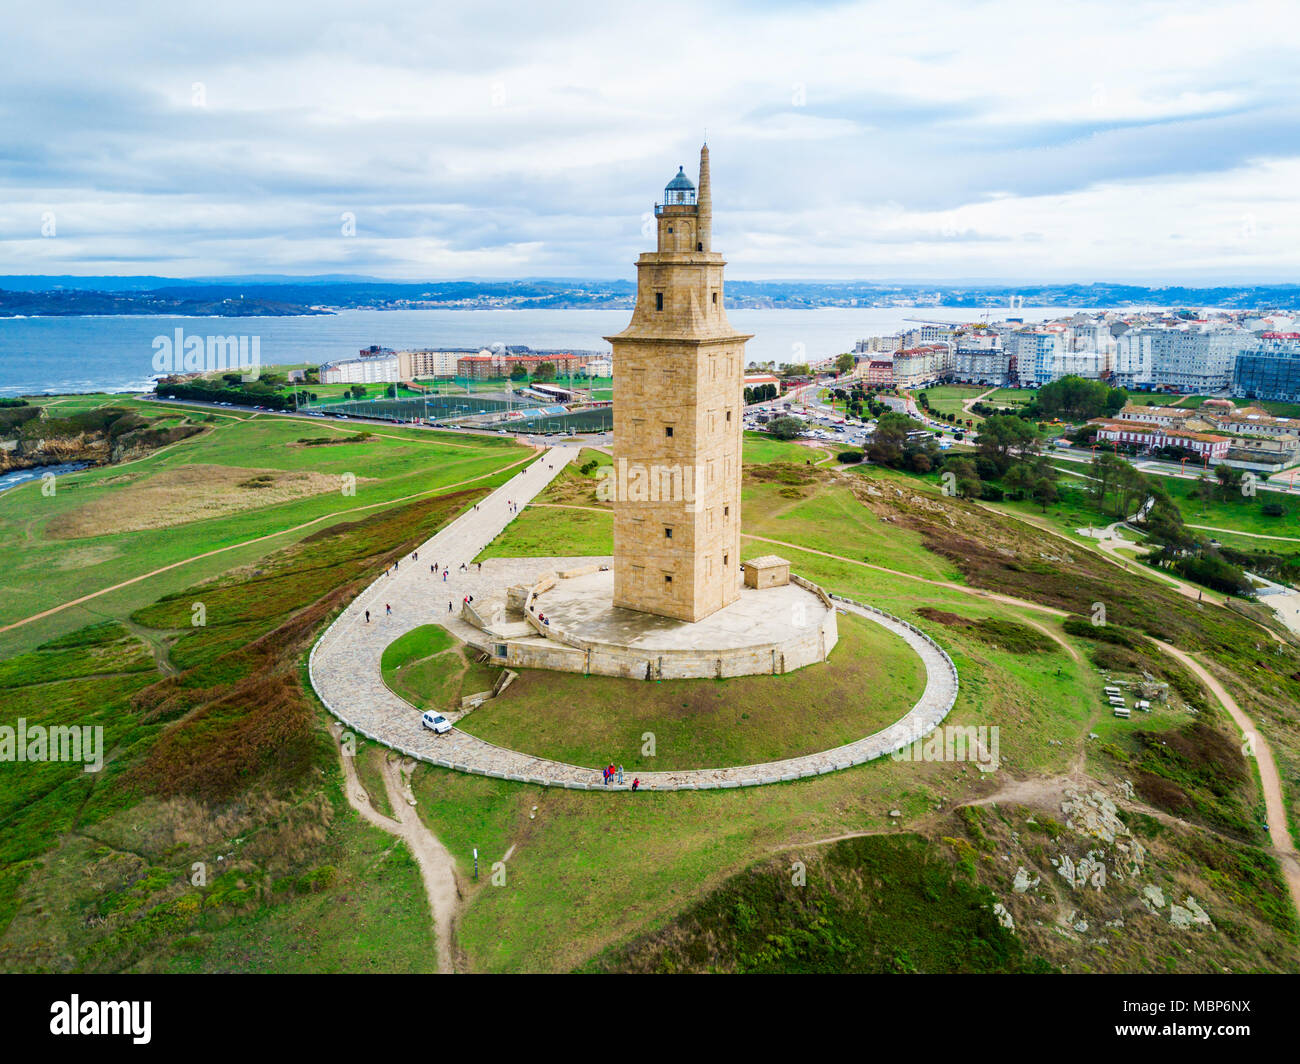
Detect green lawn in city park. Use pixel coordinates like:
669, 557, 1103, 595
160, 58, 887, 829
1124, 394, 1300, 418
409, 559, 1100, 973
1187, 527, 1300, 552
983, 388, 1037, 404
918, 384, 989, 422
1158, 474, 1300, 536
0, 407, 529, 656
1124, 393, 1207, 408
451, 612, 927, 771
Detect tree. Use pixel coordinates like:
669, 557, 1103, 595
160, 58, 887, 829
867, 412, 911, 467
533, 362, 557, 382
1215, 464, 1243, 499
1002, 461, 1037, 500
348, 384, 366, 399
1032, 477, 1059, 512
835, 353, 855, 375
766, 416, 806, 440
977, 414, 1040, 474
943, 456, 982, 498
1030, 375, 1128, 421
509, 364, 528, 381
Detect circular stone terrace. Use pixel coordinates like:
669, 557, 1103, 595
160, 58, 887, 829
482, 566, 838, 681
308, 447, 959, 791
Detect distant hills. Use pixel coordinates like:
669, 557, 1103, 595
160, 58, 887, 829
3, 276, 1300, 316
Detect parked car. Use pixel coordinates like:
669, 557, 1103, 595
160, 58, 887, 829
421, 711, 452, 734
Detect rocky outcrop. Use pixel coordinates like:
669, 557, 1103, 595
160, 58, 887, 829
0, 432, 110, 473
0, 412, 202, 474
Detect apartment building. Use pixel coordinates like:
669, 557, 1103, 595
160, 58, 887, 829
1233, 342, 1300, 403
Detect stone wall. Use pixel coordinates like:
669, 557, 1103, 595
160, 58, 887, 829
484, 595, 838, 681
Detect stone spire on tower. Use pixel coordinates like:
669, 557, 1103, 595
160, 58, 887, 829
697, 143, 712, 253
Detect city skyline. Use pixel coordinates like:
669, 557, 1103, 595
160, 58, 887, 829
3, 0, 1300, 283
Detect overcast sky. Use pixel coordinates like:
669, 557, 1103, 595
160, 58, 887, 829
3, 0, 1299, 283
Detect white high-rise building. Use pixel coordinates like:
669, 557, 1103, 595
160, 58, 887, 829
1117, 325, 1249, 392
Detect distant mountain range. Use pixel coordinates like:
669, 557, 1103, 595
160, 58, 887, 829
3, 276, 1300, 316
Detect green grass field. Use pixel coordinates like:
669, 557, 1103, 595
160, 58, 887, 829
1126, 394, 1300, 418
3, 392, 1296, 976
919, 384, 988, 422
0, 401, 527, 656
0, 486, 489, 972
451, 613, 927, 770
984, 388, 1037, 406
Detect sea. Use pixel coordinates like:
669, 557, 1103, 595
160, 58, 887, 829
0, 306, 1078, 398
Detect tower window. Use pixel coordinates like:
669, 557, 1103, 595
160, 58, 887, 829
725, 410, 731, 422
655, 292, 663, 311
712, 291, 718, 304
724, 505, 730, 517
724, 554, 729, 566
664, 527, 672, 539
667, 226, 673, 233
665, 425, 673, 438
664, 574, 673, 585
697, 242, 703, 252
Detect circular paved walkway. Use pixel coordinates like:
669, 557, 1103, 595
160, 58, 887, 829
308, 447, 959, 791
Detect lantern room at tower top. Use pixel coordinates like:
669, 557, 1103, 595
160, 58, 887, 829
649, 144, 715, 256
658, 166, 696, 208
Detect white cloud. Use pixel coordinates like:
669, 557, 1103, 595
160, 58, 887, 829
1, 0, 1298, 280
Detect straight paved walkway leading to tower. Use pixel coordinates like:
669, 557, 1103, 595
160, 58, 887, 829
309, 446, 958, 791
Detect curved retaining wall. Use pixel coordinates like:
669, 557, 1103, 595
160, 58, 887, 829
310, 592, 958, 791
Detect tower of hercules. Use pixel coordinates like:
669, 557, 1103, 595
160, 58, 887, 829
604, 144, 751, 623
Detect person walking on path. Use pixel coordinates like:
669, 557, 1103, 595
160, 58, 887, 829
601, 766, 610, 785
442, 570, 448, 582
631, 778, 640, 792
616, 765, 624, 784
448, 601, 453, 613
385, 603, 392, 616
365, 609, 370, 623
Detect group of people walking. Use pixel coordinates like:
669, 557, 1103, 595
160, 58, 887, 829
601, 764, 639, 791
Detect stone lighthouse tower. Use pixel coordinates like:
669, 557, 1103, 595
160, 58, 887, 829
604, 144, 751, 622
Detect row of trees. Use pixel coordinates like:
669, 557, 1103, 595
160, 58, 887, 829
508, 363, 558, 381
1023, 376, 1127, 421
744, 382, 779, 404
155, 377, 293, 411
